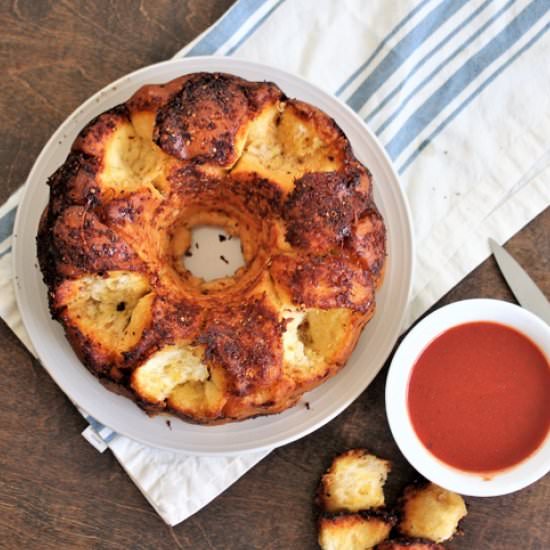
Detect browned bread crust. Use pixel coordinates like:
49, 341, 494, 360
37, 72, 386, 424
318, 511, 396, 550
375, 538, 446, 550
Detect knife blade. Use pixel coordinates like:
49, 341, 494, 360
489, 238, 550, 325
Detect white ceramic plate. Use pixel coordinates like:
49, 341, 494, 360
13, 57, 413, 455
386, 299, 550, 496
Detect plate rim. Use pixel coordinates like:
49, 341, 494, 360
13, 56, 414, 455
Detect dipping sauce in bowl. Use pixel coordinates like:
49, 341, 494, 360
386, 299, 550, 496
407, 321, 550, 473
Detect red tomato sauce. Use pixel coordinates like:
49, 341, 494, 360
407, 321, 550, 473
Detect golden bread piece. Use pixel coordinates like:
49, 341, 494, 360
398, 483, 467, 543
375, 539, 446, 550
318, 449, 391, 513
318, 512, 394, 550
37, 72, 386, 424
53, 271, 154, 369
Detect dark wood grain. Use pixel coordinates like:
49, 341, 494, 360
1, 2, 548, 549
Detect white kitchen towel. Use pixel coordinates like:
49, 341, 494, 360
2, 0, 549, 526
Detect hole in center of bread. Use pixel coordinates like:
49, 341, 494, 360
180, 225, 245, 282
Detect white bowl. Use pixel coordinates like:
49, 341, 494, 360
386, 299, 550, 496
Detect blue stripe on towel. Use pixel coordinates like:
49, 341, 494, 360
0, 207, 16, 243
185, 0, 272, 56
101, 431, 117, 444
0, 246, 12, 260
385, 0, 550, 161
366, 0, 498, 125
398, 20, 550, 173
345, 0, 470, 111
374, 0, 517, 136
336, 0, 435, 96
86, 415, 107, 435
225, 0, 286, 55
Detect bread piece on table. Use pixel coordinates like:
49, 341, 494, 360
398, 483, 467, 543
318, 512, 395, 550
318, 449, 391, 512
375, 538, 446, 549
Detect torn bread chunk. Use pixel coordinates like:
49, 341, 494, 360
132, 344, 209, 404
398, 483, 467, 543
56, 271, 153, 355
375, 539, 446, 550
319, 512, 395, 550
318, 449, 391, 512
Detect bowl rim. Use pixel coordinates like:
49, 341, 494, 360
385, 298, 550, 496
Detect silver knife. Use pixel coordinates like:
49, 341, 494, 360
489, 238, 550, 325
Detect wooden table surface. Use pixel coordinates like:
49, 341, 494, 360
1, 2, 548, 548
